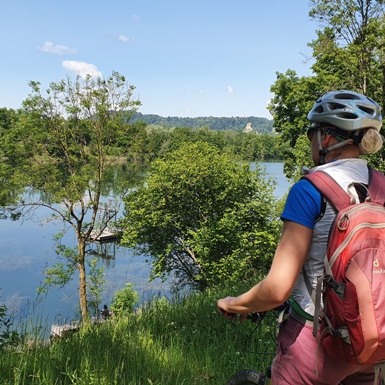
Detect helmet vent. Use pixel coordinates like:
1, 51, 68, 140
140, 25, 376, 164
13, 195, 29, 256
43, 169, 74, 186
358, 105, 375, 115
337, 112, 357, 120
334, 92, 357, 100
330, 102, 345, 110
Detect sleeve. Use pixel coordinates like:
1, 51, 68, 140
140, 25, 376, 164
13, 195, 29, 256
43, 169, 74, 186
280, 179, 322, 230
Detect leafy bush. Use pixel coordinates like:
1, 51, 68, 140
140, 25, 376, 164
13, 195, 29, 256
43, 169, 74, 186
0, 298, 22, 350
121, 142, 280, 291
110, 283, 139, 317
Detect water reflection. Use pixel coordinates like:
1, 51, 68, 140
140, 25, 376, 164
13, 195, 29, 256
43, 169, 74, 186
0, 161, 291, 330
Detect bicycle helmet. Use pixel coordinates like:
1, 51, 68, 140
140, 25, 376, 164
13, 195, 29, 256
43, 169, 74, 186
307, 90, 383, 165
307, 90, 382, 132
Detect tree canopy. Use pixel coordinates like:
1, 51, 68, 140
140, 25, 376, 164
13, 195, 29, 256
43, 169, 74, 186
0, 71, 144, 320
132, 112, 274, 133
269, 0, 385, 180
120, 142, 281, 291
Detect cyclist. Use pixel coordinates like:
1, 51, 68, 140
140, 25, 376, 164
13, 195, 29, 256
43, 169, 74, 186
217, 90, 384, 384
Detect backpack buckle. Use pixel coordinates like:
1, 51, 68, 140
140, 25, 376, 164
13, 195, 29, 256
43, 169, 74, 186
324, 275, 345, 300
330, 326, 351, 344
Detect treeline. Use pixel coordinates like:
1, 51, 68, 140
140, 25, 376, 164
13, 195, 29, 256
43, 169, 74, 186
0, 107, 286, 163
132, 112, 274, 133
140, 125, 285, 162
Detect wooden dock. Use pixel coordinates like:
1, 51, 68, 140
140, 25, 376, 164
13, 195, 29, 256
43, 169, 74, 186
50, 320, 82, 338
50, 318, 107, 338
89, 202, 122, 242
90, 227, 121, 242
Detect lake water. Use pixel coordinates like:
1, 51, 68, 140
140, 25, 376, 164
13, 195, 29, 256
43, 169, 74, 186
0, 162, 291, 329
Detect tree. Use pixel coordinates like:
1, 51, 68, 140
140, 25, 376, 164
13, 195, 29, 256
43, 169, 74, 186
268, 71, 324, 180
309, 0, 385, 98
0, 71, 143, 321
120, 142, 280, 291
0, 108, 18, 134
0, 293, 22, 350
110, 283, 139, 318
269, 0, 385, 179
87, 257, 107, 318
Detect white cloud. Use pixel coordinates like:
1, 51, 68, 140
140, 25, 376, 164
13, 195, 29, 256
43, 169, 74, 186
227, 86, 235, 94
38, 41, 77, 55
118, 35, 133, 42
62, 60, 102, 79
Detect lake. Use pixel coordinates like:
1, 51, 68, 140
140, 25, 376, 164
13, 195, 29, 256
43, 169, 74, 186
0, 162, 291, 330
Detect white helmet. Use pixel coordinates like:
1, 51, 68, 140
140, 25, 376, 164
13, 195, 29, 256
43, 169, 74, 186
307, 90, 382, 132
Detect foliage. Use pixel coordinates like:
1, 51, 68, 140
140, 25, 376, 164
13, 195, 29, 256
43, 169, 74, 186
143, 124, 285, 163
269, 0, 385, 178
0, 295, 23, 351
121, 142, 280, 291
132, 112, 274, 133
0, 71, 143, 320
309, 0, 385, 100
0, 107, 284, 173
0, 284, 277, 385
110, 283, 139, 317
268, 71, 324, 180
87, 257, 106, 318
0, 107, 18, 133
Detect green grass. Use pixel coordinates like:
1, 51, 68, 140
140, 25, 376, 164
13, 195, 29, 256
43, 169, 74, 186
0, 284, 278, 385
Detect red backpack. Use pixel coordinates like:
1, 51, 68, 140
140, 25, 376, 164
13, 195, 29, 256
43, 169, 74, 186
302, 168, 385, 374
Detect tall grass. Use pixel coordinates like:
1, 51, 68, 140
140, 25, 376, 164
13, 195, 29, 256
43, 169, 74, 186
0, 283, 278, 385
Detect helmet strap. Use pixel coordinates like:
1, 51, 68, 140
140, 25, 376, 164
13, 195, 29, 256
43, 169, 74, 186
316, 131, 326, 165
316, 130, 353, 165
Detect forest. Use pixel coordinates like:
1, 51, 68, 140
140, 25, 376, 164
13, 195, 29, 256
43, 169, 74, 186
0, 106, 285, 165
131, 112, 274, 133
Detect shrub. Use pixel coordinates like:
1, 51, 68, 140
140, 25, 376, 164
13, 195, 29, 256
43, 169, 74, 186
110, 283, 139, 318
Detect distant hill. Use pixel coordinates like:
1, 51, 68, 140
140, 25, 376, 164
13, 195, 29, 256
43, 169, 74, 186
132, 113, 274, 133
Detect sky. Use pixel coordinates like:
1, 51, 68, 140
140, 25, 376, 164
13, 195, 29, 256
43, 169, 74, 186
0, 1, 319, 119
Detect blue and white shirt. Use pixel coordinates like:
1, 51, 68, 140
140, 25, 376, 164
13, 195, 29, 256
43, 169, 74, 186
280, 158, 369, 316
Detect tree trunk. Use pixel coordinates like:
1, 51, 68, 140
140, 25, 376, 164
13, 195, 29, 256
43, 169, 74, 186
77, 237, 88, 321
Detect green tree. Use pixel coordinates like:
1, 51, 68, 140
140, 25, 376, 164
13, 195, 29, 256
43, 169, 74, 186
144, 125, 172, 161
0, 108, 18, 134
0, 293, 22, 350
0, 71, 142, 321
110, 283, 139, 317
269, 71, 324, 180
87, 257, 106, 318
269, 0, 385, 179
120, 142, 280, 291
167, 126, 196, 152
309, 0, 385, 99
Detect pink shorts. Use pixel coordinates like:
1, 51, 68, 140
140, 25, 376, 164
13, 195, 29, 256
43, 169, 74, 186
271, 315, 376, 385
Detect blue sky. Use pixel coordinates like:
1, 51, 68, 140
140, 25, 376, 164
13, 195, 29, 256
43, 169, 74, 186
0, 1, 318, 119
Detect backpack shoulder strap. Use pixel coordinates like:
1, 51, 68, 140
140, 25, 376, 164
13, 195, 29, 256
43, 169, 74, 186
301, 171, 351, 212
368, 167, 385, 204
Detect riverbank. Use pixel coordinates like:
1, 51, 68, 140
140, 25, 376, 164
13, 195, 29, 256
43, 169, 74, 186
0, 283, 276, 385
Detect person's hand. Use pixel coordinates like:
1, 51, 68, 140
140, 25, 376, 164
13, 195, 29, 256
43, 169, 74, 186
217, 297, 248, 321
217, 297, 235, 314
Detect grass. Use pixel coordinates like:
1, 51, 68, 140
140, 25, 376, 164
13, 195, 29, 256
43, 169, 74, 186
0, 283, 278, 385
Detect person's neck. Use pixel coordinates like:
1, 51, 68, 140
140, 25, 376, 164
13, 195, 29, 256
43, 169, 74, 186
324, 148, 360, 163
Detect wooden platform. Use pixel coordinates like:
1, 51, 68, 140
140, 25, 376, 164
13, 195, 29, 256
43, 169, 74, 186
50, 320, 82, 338
90, 228, 120, 242
50, 318, 106, 338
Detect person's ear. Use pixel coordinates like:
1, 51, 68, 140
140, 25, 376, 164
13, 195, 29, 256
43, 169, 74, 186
321, 133, 333, 147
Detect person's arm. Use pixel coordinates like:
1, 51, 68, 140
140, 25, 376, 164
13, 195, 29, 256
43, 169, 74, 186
217, 220, 312, 315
